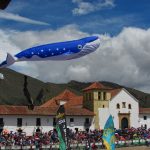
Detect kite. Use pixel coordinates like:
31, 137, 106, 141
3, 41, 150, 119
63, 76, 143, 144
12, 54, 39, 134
0, 0, 11, 10
0, 36, 100, 68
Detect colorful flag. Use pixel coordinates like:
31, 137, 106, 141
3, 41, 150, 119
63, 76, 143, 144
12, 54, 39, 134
102, 115, 115, 150
56, 103, 67, 150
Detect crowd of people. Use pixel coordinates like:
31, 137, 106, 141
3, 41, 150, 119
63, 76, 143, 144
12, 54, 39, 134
0, 127, 150, 148
115, 127, 150, 141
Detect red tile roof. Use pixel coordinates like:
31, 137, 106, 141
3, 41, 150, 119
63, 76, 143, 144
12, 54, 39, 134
0, 105, 56, 115
41, 89, 83, 108
83, 82, 112, 91
139, 108, 150, 114
0, 105, 94, 116
65, 107, 95, 116
42, 88, 122, 108
55, 89, 77, 100
110, 88, 122, 98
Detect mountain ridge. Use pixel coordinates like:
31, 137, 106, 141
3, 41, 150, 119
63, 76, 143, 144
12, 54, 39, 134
0, 68, 149, 107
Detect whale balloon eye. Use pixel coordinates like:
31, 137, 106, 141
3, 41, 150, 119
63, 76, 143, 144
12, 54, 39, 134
78, 45, 82, 49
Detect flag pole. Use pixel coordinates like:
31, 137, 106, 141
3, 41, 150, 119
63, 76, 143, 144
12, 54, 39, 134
55, 100, 69, 150
60, 101, 70, 149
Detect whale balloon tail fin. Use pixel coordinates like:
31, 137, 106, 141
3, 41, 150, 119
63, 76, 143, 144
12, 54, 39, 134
0, 53, 15, 68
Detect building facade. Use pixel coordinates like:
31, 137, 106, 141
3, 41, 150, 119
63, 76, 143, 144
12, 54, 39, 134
0, 105, 94, 135
82, 82, 150, 130
0, 82, 150, 135
139, 108, 150, 129
99, 89, 139, 129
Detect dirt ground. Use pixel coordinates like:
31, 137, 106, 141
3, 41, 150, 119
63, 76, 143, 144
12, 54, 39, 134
116, 146, 149, 150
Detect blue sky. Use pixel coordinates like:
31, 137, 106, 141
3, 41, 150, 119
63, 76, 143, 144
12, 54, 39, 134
1, 0, 150, 92
0, 0, 150, 35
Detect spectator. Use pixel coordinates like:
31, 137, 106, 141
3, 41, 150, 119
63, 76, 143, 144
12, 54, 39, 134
0, 127, 149, 147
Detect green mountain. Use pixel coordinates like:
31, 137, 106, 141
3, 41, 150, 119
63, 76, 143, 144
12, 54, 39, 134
0, 68, 149, 107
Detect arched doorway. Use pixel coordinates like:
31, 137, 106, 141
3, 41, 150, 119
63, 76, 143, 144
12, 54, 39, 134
121, 117, 128, 129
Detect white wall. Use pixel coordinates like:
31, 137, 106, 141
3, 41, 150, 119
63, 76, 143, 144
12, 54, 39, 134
1, 115, 54, 135
0, 115, 94, 135
139, 114, 150, 129
99, 108, 110, 129
66, 116, 94, 130
109, 89, 139, 129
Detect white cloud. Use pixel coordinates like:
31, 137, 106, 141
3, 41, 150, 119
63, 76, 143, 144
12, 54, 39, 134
1, 25, 150, 92
66, 65, 90, 81
0, 11, 49, 25
72, 0, 115, 15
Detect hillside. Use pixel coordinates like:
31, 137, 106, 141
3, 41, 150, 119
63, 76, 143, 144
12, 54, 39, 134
0, 68, 150, 107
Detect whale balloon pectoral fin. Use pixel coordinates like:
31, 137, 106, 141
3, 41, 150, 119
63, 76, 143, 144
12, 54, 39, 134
0, 53, 15, 68
62, 51, 74, 56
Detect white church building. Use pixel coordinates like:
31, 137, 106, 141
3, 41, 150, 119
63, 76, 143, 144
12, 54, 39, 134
0, 82, 150, 135
99, 88, 139, 129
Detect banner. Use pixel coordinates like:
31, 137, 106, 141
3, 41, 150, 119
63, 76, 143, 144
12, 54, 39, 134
56, 104, 68, 150
102, 115, 115, 150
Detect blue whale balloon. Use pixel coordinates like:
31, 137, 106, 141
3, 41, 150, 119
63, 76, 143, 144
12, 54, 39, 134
0, 36, 100, 68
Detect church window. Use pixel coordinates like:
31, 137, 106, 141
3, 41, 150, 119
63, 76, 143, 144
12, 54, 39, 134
128, 104, 131, 109
36, 118, 41, 126
98, 92, 101, 100
86, 93, 88, 100
17, 118, 22, 127
144, 116, 147, 120
91, 93, 93, 100
103, 92, 106, 100
70, 118, 74, 123
116, 103, 120, 109
122, 102, 126, 108
85, 118, 90, 124
87, 93, 88, 100
53, 118, 56, 126
89, 93, 91, 100
0, 118, 4, 126
84, 94, 86, 100
88, 93, 90, 100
